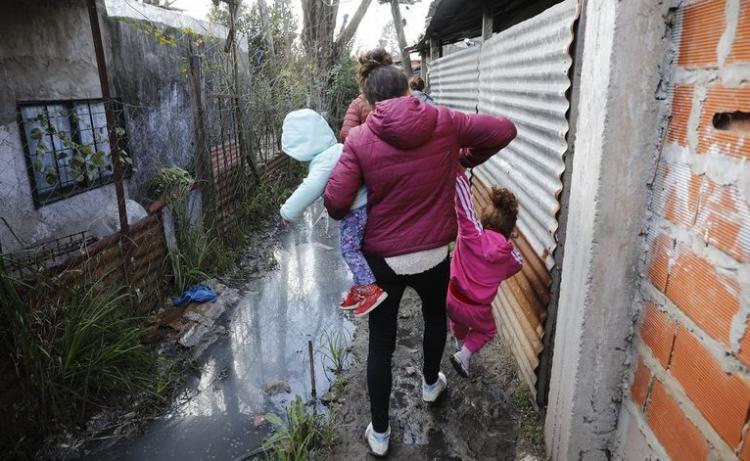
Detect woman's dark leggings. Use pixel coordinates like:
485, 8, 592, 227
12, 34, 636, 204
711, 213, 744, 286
365, 255, 449, 433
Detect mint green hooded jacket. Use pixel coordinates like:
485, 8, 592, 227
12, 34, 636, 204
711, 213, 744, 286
279, 109, 367, 222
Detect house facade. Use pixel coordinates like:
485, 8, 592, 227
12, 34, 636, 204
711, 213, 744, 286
0, 0, 241, 261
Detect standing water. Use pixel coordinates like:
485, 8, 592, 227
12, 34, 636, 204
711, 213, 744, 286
96, 205, 354, 460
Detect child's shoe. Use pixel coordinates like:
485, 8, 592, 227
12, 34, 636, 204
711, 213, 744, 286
354, 284, 387, 318
422, 371, 447, 403
365, 422, 390, 457
340, 287, 361, 310
450, 347, 472, 378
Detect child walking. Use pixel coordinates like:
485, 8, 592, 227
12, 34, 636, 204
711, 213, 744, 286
448, 169, 523, 377
279, 109, 387, 317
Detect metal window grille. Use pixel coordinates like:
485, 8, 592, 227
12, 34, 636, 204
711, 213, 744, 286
17, 99, 127, 207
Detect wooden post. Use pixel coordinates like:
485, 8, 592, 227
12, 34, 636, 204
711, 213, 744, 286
430, 36, 441, 61
187, 45, 214, 229
86, 0, 128, 235
308, 340, 317, 401
228, 2, 259, 180
482, 3, 494, 41
420, 49, 428, 81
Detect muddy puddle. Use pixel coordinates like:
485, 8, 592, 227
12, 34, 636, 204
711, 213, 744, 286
90, 205, 354, 461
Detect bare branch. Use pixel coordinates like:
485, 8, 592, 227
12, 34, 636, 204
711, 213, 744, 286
334, 0, 373, 48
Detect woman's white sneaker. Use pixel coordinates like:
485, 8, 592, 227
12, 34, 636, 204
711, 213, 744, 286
422, 371, 447, 402
365, 422, 390, 457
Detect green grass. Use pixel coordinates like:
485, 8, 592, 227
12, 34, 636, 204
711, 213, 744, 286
321, 328, 350, 374
0, 268, 171, 457
263, 396, 336, 461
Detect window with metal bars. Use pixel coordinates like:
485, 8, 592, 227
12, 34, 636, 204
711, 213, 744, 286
17, 99, 128, 207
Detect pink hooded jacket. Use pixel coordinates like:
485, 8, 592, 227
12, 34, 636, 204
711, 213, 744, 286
451, 170, 523, 305
324, 96, 516, 258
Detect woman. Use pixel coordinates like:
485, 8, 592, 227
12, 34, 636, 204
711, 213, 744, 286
324, 48, 516, 457
409, 75, 434, 105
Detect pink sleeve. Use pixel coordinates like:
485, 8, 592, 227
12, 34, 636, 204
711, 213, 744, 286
324, 141, 363, 220
455, 170, 483, 238
509, 246, 524, 276
450, 110, 517, 168
339, 98, 361, 142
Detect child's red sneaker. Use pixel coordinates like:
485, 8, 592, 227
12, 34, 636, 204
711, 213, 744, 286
340, 287, 361, 310
354, 284, 388, 318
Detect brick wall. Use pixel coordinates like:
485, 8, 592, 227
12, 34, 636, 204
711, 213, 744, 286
622, 0, 750, 459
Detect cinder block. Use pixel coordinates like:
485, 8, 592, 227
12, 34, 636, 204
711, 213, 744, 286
666, 84, 694, 147
665, 243, 740, 345
671, 325, 750, 447
646, 379, 709, 461
656, 162, 702, 229
678, 0, 726, 68
698, 84, 750, 160
694, 177, 750, 262
631, 357, 652, 408
727, 0, 750, 64
641, 303, 678, 367
647, 233, 673, 293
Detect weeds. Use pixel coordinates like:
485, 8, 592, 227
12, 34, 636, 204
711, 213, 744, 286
0, 268, 167, 457
263, 396, 336, 461
320, 328, 350, 374
510, 383, 545, 458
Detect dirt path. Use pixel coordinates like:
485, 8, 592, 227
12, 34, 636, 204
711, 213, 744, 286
327, 289, 545, 461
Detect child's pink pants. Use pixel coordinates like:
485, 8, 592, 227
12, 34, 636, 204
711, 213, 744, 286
446, 289, 497, 354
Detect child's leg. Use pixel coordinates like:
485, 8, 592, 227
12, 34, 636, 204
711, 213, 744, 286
339, 206, 375, 286
462, 306, 497, 354
446, 297, 470, 341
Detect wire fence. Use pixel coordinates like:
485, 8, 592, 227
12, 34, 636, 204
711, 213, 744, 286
0, 25, 289, 295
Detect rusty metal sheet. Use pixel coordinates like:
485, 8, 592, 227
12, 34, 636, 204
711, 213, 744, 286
430, 46, 481, 113
474, 0, 579, 269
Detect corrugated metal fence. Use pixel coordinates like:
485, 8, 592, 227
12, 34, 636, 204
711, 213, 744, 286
429, 0, 579, 396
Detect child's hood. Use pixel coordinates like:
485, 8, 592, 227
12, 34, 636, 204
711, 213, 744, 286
281, 109, 338, 162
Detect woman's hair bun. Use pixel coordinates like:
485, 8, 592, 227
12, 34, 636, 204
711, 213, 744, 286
358, 48, 394, 83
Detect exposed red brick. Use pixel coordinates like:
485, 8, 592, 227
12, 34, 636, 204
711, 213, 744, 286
647, 233, 672, 292
666, 85, 695, 147
678, 0, 726, 68
665, 244, 740, 345
647, 380, 709, 461
698, 84, 750, 160
671, 325, 750, 447
641, 303, 677, 367
694, 178, 750, 263
739, 322, 750, 368
658, 163, 702, 228
631, 357, 652, 408
727, 0, 750, 64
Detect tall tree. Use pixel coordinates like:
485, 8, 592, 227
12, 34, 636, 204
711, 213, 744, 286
300, 0, 373, 110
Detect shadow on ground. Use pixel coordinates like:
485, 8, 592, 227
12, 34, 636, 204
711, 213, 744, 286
327, 290, 546, 461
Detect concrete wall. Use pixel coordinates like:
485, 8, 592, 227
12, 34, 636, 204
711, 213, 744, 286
0, 0, 121, 253
614, 0, 750, 459
0, 0, 241, 253
543, 1, 674, 459
103, 0, 243, 202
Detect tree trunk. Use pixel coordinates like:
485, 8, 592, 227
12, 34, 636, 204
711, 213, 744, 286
257, 0, 275, 60
301, 0, 372, 111
390, 0, 412, 76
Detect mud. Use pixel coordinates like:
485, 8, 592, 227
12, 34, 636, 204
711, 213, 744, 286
327, 290, 546, 461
